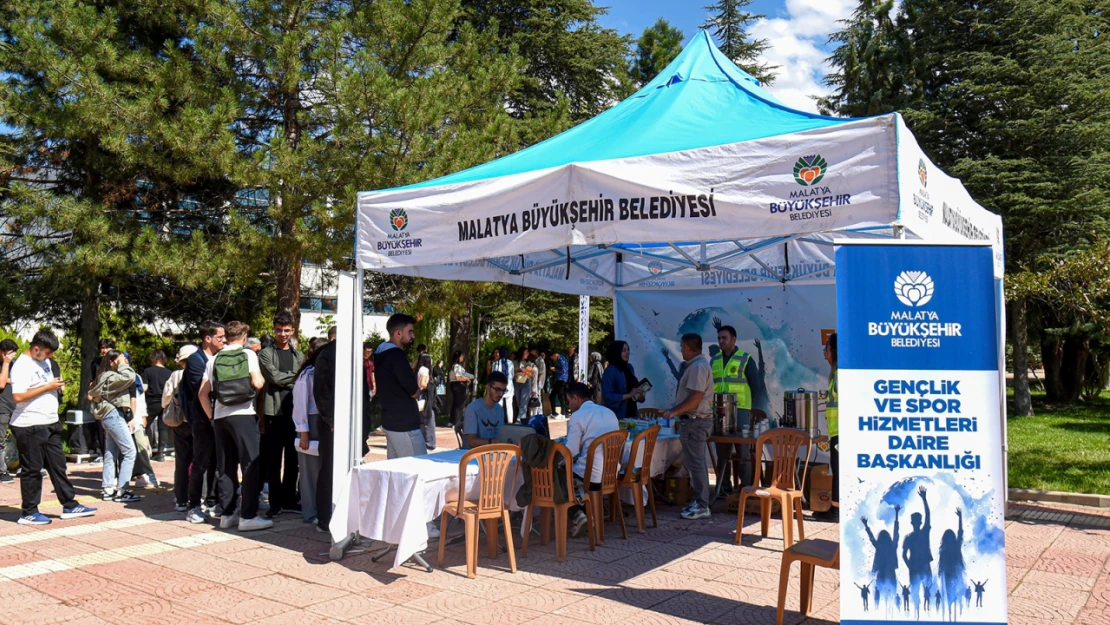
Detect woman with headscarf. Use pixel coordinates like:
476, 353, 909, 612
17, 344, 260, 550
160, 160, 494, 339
601, 340, 644, 419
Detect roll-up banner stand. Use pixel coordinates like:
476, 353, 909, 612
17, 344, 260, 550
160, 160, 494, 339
836, 242, 1006, 625
577, 295, 590, 381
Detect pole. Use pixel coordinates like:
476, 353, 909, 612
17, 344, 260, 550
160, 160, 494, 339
577, 296, 590, 381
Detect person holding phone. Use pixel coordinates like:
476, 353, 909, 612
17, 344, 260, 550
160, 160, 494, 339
89, 349, 142, 503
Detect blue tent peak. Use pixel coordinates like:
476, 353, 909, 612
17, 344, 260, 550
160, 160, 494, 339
390, 30, 852, 192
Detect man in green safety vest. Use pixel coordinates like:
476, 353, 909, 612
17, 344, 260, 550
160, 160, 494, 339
712, 325, 755, 493
815, 332, 839, 521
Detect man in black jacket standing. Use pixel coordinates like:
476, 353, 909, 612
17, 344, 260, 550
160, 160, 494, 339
374, 314, 424, 459
181, 321, 225, 523
312, 338, 337, 533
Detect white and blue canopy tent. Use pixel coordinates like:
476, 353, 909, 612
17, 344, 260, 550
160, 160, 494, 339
327, 32, 1005, 549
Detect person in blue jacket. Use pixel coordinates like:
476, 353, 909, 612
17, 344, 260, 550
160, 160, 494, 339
601, 341, 644, 419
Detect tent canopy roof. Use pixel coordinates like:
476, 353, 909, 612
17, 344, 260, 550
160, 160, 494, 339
401, 31, 854, 191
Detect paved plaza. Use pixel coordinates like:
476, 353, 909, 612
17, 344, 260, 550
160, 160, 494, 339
1, 427, 1108, 625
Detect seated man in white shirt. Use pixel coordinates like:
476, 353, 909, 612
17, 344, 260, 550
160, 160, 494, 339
462, 371, 507, 448
563, 381, 619, 537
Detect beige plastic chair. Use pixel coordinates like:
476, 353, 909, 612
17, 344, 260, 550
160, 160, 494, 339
777, 538, 840, 624
437, 444, 519, 578
583, 430, 629, 550
521, 442, 575, 562
618, 425, 660, 533
735, 428, 813, 550
637, 407, 664, 419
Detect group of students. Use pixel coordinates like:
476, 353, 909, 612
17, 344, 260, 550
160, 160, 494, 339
481, 346, 582, 425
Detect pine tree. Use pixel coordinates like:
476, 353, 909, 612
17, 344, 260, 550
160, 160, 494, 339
701, 0, 776, 85
628, 18, 685, 87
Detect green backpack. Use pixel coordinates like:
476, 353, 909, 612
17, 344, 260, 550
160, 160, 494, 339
212, 349, 257, 405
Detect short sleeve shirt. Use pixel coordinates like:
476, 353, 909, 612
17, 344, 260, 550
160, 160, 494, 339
463, 399, 504, 442
675, 354, 714, 419
202, 345, 260, 419
9, 355, 60, 427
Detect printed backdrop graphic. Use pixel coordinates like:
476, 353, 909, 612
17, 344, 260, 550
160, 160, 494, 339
836, 243, 1006, 625
615, 285, 836, 454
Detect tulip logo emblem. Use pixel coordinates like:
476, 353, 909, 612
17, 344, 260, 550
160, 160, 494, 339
894, 271, 934, 307
390, 209, 408, 231
793, 154, 827, 186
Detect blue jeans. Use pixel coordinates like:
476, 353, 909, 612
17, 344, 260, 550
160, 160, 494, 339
101, 409, 137, 492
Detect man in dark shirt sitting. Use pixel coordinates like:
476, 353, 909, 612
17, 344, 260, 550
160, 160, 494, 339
374, 314, 424, 459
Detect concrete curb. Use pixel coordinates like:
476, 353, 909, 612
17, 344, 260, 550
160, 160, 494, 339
1009, 487, 1110, 509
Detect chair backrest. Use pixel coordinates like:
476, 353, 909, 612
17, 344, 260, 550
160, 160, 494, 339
585, 430, 628, 492
638, 408, 664, 419
531, 442, 575, 506
755, 428, 812, 491
458, 444, 519, 516
622, 425, 660, 485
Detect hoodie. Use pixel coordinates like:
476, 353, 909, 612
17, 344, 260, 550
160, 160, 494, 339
89, 364, 138, 421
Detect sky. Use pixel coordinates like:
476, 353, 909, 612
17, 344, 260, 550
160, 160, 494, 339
596, 0, 856, 113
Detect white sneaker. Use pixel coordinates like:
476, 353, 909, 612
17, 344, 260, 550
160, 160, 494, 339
681, 504, 711, 520
134, 475, 150, 488
426, 521, 441, 538
174, 503, 188, 512
219, 513, 240, 529
571, 511, 588, 538
147, 475, 161, 488
186, 508, 207, 524
238, 517, 273, 532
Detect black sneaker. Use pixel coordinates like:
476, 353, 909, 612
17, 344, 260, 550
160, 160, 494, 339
0, 472, 14, 484
114, 491, 142, 503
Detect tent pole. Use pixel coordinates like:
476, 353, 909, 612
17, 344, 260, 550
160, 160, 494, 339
577, 296, 590, 382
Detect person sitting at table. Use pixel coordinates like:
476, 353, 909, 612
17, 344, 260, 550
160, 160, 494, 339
601, 340, 644, 419
462, 371, 507, 449
662, 333, 715, 521
564, 381, 619, 537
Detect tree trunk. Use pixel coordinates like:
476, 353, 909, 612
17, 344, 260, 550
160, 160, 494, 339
1041, 332, 1064, 402
1010, 297, 1033, 416
275, 244, 303, 331
448, 310, 472, 369
77, 287, 100, 412
1061, 333, 1090, 403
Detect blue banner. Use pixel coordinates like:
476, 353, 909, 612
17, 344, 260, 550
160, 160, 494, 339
836, 243, 1006, 625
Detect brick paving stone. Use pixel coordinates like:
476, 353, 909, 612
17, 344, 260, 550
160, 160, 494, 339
204, 596, 295, 624
499, 588, 587, 612
364, 578, 443, 605
1010, 592, 1084, 623
16, 568, 115, 601
455, 604, 546, 625
229, 572, 348, 606
405, 589, 492, 617
306, 592, 392, 620
357, 605, 441, 625
1021, 569, 1098, 591
0, 546, 39, 568
660, 557, 736, 581
1034, 549, 1108, 577
553, 595, 644, 624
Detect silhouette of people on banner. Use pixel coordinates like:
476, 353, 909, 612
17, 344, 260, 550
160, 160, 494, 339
902, 485, 934, 619
855, 582, 871, 612
973, 579, 987, 607
938, 507, 967, 620
862, 504, 901, 612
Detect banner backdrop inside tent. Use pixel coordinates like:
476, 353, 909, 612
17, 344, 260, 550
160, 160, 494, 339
615, 285, 836, 461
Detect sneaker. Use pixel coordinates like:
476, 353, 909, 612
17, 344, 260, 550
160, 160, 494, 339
174, 503, 188, 512
238, 516, 273, 532
147, 475, 161, 488
257, 499, 270, 511
102, 488, 116, 501
186, 508, 207, 524
134, 475, 150, 488
114, 491, 142, 503
219, 513, 240, 529
61, 504, 97, 519
316, 525, 328, 533
680, 501, 697, 515
571, 510, 588, 538
265, 507, 282, 519
18, 512, 51, 526
0, 472, 14, 484
426, 521, 441, 538
304, 516, 318, 525
209, 504, 224, 517
681, 503, 711, 520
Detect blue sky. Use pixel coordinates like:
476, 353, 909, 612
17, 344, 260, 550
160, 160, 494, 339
596, 0, 855, 113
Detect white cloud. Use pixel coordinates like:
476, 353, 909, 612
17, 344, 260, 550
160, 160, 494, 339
754, 0, 855, 114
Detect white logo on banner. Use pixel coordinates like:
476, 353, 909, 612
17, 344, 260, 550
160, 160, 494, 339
894, 271, 935, 307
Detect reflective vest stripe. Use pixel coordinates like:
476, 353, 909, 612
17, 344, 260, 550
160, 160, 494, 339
711, 351, 752, 410
827, 369, 839, 438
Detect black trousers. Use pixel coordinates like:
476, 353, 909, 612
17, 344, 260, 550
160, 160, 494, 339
0, 410, 11, 475
172, 424, 193, 506
11, 422, 78, 516
187, 417, 218, 508
829, 435, 839, 505
146, 407, 169, 458
261, 413, 299, 509
552, 380, 567, 413
214, 415, 262, 519
316, 425, 334, 530
449, 382, 467, 425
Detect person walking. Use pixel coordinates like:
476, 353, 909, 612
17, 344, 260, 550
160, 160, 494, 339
9, 330, 97, 525
414, 353, 436, 450
447, 351, 473, 426
292, 338, 328, 524
142, 351, 173, 461
663, 333, 715, 520
258, 311, 304, 517
182, 321, 224, 523
163, 345, 197, 511
89, 350, 142, 503
198, 321, 271, 532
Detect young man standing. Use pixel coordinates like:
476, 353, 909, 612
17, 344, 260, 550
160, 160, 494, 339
9, 330, 97, 525
663, 333, 715, 520
182, 321, 224, 523
142, 351, 173, 461
258, 311, 303, 516
462, 371, 507, 448
551, 350, 569, 416
312, 337, 337, 533
198, 321, 271, 531
374, 314, 425, 459
0, 339, 20, 484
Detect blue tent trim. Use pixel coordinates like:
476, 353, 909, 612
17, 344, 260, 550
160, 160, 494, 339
386, 31, 862, 193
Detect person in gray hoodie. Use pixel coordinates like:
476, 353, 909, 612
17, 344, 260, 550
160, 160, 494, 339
89, 349, 142, 503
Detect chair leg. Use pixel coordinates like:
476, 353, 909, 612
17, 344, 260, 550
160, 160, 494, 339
595, 493, 606, 545
501, 510, 517, 574
760, 497, 771, 538
485, 518, 498, 559
521, 505, 533, 557
631, 484, 646, 534
800, 562, 814, 615
465, 514, 478, 579
613, 493, 628, 540
735, 491, 747, 545
554, 506, 568, 562
781, 494, 794, 549
586, 493, 597, 551
793, 497, 806, 542
647, 481, 658, 528
539, 506, 552, 546
437, 512, 450, 565
777, 554, 792, 625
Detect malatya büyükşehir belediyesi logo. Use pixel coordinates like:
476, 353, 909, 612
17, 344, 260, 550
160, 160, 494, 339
793, 154, 827, 186
390, 208, 408, 231
894, 271, 934, 307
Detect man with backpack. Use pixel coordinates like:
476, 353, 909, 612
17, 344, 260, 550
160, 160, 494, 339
162, 345, 197, 511
197, 321, 271, 532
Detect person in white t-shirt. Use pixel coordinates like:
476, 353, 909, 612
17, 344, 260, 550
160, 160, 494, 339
9, 330, 97, 525
197, 321, 270, 532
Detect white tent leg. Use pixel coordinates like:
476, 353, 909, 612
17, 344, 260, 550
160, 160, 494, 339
577, 296, 590, 381
329, 269, 367, 560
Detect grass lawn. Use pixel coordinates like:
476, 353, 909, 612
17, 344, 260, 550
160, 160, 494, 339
1007, 390, 1110, 494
